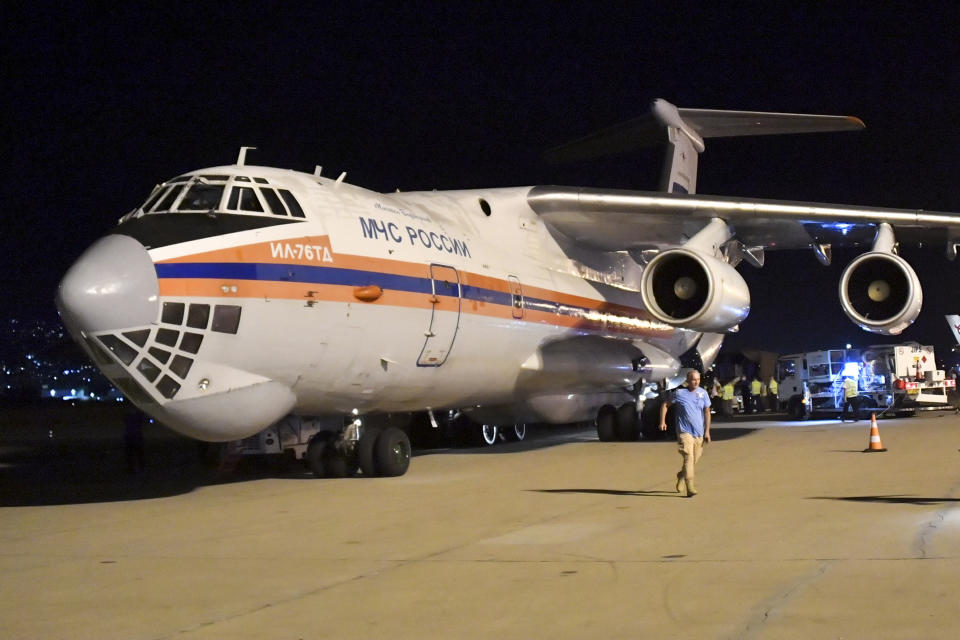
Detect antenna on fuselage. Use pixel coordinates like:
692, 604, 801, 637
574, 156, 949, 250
236, 146, 257, 166
314, 165, 322, 177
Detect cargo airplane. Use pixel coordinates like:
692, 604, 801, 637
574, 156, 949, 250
56, 100, 960, 477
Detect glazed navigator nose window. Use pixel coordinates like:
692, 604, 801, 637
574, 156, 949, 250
212, 305, 242, 334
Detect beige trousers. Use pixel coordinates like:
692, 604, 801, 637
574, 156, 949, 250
677, 432, 704, 493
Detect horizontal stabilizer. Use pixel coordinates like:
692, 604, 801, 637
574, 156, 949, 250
679, 107, 864, 138
544, 99, 864, 164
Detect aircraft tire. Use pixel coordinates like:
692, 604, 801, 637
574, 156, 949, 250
615, 403, 639, 441
479, 424, 499, 446
322, 444, 352, 478
306, 437, 328, 478
596, 405, 617, 442
502, 423, 527, 441
358, 427, 382, 477
375, 427, 411, 477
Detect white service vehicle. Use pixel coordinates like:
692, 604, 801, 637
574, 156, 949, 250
776, 343, 955, 418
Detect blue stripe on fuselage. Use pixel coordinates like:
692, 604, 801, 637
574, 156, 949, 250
155, 262, 564, 312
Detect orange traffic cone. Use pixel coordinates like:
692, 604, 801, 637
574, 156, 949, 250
863, 413, 887, 452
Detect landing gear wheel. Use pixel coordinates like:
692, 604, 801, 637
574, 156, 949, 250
358, 427, 382, 477
596, 405, 617, 442
480, 424, 499, 446
323, 443, 352, 478
503, 423, 527, 441
615, 403, 639, 441
374, 427, 411, 477
306, 436, 329, 478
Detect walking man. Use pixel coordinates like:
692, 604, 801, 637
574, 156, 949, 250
660, 370, 711, 497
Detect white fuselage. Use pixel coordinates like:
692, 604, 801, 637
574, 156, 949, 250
58, 165, 695, 441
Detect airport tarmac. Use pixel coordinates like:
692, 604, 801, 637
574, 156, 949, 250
1, 408, 959, 639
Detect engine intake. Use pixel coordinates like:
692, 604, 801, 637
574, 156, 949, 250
839, 251, 922, 335
641, 248, 750, 332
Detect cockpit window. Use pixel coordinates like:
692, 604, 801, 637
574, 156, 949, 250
137, 174, 307, 219
260, 188, 287, 216
227, 186, 264, 212
279, 189, 306, 218
177, 183, 225, 211
142, 186, 168, 212
156, 185, 185, 211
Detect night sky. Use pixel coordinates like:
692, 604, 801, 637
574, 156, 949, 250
5, 2, 960, 361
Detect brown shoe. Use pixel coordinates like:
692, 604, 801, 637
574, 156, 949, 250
675, 472, 683, 493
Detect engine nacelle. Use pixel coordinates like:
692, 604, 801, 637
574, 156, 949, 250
839, 251, 922, 335
640, 248, 750, 332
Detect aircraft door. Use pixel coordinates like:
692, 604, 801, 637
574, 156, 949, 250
418, 264, 461, 366
508, 275, 524, 319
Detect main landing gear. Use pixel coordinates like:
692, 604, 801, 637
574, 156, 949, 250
306, 424, 411, 478
477, 422, 527, 446
595, 403, 640, 442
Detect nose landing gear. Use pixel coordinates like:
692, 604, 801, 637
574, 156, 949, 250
306, 423, 411, 478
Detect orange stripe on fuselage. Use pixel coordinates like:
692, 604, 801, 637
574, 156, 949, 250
155, 236, 673, 338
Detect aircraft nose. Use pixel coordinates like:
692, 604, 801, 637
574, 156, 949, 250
57, 234, 159, 333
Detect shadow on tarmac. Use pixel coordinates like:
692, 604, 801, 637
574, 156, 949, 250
0, 405, 759, 507
530, 488, 684, 498
809, 495, 960, 506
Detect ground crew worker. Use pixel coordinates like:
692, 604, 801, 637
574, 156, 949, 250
750, 377, 763, 413
768, 376, 779, 411
758, 377, 768, 411
659, 370, 711, 498
840, 375, 859, 421
721, 379, 735, 417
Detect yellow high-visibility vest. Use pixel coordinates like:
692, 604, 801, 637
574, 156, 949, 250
750, 379, 762, 395
722, 383, 734, 400
844, 378, 858, 398
769, 379, 778, 395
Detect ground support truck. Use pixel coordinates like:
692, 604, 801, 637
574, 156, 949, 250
776, 343, 954, 419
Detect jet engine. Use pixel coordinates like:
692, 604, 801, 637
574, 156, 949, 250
641, 245, 750, 333
839, 226, 921, 335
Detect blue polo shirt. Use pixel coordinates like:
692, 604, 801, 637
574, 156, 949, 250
671, 386, 710, 437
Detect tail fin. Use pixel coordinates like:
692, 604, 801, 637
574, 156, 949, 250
947, 315, 960, 345
544, 99, 864, 195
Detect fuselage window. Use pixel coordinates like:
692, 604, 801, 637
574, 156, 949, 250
156, 185, 185, 211
235, 176, 251, 182
278, 189, 306, 218
253, 177, 269, 184
178, 184, 225, 211
260, 188, 288, 216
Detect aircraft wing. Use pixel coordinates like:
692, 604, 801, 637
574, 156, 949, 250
527, 186, 960, 256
